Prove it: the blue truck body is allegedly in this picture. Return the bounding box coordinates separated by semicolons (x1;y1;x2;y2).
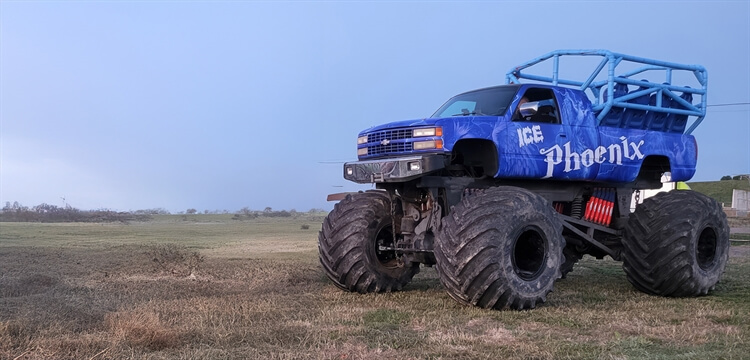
345;50;705;187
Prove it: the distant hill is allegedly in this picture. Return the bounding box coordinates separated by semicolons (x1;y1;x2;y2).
687;179;750;207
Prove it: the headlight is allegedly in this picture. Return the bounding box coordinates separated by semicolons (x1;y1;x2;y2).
413;140;443;150
413;127;442;137
357;147;368;156
357;135;368;144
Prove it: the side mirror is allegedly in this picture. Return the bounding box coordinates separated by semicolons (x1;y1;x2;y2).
519;102;539;117
519;99;555;118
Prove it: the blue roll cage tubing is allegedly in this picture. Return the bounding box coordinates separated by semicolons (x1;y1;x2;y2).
505;49;707;135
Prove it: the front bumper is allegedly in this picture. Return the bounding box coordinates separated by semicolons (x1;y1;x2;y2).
343;154;448;184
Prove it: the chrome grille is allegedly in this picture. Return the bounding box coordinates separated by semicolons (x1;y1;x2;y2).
367;129;413;143
368;142;414;156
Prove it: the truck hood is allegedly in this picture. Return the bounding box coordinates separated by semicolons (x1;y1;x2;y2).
359;118;442;135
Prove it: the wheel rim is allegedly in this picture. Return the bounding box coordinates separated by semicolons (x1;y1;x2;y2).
696;227;718;270
511;226;548;280
373;222;399;268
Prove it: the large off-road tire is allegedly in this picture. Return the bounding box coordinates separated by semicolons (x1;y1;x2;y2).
319;191;419;293
435;187;564;310
560;245;583;279
622;190;729;297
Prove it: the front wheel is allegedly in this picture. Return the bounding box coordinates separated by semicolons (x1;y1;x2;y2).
435;187;564;310
318;191;419;293
622;190;729;297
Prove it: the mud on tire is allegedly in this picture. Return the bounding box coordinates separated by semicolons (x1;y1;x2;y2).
435;186;564;310
319;191;419;293
622;190;729;297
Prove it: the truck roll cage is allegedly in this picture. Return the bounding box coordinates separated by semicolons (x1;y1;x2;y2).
505;49;707;135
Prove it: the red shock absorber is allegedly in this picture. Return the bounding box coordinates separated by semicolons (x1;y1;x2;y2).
595;189;607;224
584;188;599;222
595;189;606;224
606;188;616;226
553;202;564;214
595;188;615;225
584;188;616;226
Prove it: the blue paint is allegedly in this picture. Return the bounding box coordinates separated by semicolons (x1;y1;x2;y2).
353;50;702;184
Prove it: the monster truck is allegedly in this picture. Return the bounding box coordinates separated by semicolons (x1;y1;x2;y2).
318;50;729;310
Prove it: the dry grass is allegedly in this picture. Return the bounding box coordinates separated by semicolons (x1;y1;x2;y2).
1;215;749;359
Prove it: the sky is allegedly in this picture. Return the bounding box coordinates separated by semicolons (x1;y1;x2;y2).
1;1;749;213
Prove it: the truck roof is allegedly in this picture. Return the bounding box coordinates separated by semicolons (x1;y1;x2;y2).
505;49;707;134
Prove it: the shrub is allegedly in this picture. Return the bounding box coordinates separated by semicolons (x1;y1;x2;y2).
0;202;151;223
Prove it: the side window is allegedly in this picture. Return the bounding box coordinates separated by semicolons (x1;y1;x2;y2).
513;88;561;124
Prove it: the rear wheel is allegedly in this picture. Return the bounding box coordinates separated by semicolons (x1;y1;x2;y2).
560;245;584;278
319;191;419;293
435;187;564;310
622;190;729;296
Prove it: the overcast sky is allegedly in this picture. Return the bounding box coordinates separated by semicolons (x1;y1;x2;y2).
1;1;749;213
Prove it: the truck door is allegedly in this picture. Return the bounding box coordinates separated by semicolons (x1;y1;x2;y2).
503;87;600;180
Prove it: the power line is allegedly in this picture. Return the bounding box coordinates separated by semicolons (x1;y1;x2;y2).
706;109;749;113
707;102;750;107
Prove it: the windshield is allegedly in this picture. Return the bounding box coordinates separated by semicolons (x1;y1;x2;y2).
430;86;519;118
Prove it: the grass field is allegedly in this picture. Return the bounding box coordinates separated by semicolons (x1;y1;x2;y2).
688;179;750;206
1;215;749;359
